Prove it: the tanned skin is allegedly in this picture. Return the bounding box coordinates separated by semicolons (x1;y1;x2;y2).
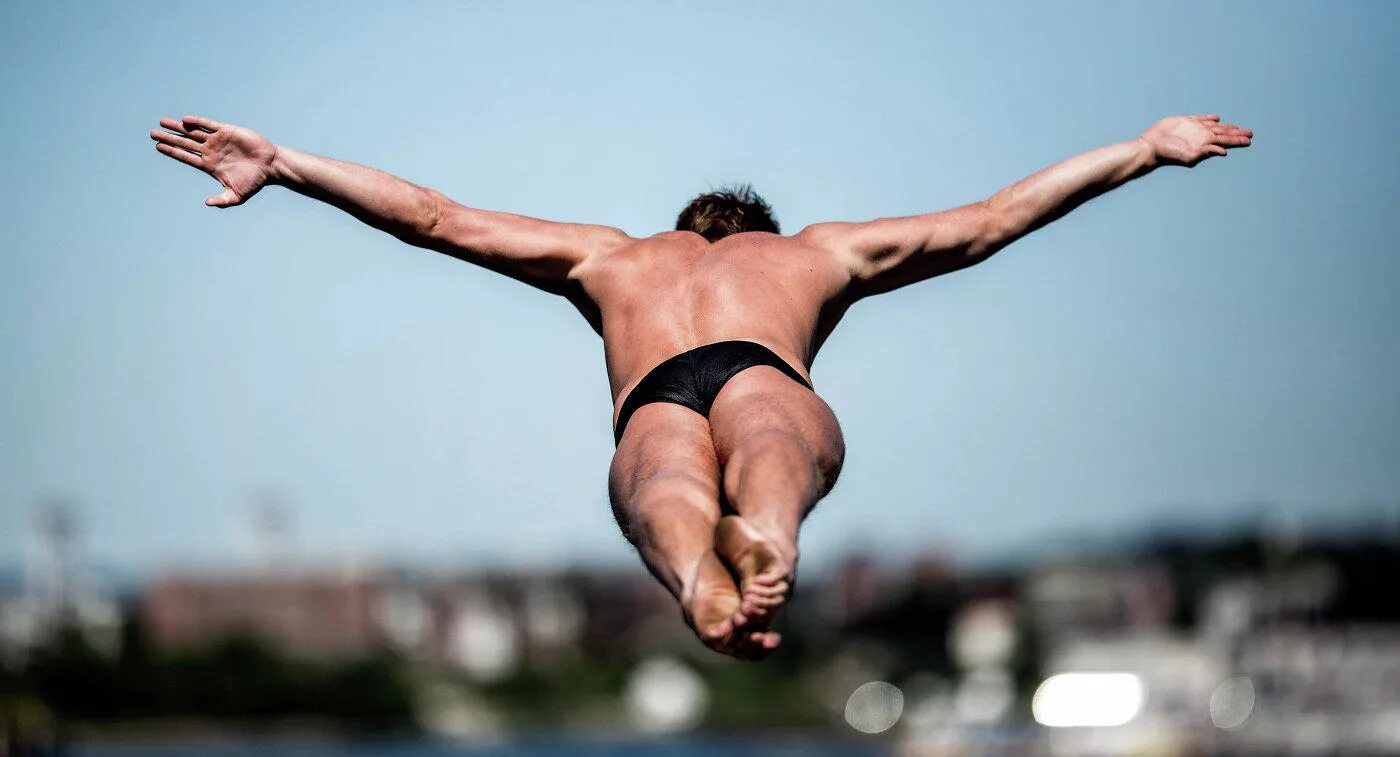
152;113;1252;660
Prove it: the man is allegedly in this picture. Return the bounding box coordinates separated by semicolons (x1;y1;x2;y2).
151;112;1252;660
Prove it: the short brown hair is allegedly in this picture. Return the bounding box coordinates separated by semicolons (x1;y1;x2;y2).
675;185;779;242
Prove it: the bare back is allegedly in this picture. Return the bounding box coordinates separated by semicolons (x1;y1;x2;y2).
570;230;853;424
152;114;1250;417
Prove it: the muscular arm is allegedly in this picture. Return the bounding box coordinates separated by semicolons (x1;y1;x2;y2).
151;115;629;294
805;114;1253;297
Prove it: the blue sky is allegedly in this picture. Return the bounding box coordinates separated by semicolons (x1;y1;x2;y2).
2;2;1397;575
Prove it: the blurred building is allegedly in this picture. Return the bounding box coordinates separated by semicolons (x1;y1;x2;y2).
142;571;387;659
819;554;885;625
1026;557;1175;640
8;506;1397;753
139;567;625;674
1230;625;1400;753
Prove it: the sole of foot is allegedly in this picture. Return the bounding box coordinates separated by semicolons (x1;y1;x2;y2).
714;515;795;625
683;549;780;660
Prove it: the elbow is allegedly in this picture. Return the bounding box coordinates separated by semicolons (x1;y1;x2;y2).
970;201;1016;257
419;189;449;240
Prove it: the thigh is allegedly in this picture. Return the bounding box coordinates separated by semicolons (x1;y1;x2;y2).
708;366;846;492
608;402;724;518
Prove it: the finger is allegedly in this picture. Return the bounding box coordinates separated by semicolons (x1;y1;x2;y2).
1210;128;1252;146
1211;122;1249;133
155;141;203;168
159;117;191;134
150;129;203;154
1194;113;1221;121
157;118;205;143
182;115;223;133
1212;128;1251;142
1205;145;1228;157
205;188;242;208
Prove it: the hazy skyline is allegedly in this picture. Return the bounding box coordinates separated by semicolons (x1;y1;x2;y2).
3;2;1397;574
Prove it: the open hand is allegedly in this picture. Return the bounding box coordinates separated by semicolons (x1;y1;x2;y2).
1140;114;1253;168
150;116;277;207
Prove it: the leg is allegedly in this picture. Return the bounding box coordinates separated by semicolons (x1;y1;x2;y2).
708;366;846;621
608;402;780;659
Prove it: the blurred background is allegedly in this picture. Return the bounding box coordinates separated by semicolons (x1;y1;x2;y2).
3;1;1398;755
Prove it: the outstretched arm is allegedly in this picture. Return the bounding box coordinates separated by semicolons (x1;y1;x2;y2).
804;114;1253;297
150;115;630;294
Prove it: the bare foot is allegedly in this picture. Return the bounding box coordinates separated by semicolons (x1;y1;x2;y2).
714;515;796;626
681;549;781;660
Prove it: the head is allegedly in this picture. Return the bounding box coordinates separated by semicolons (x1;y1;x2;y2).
674;184;780;242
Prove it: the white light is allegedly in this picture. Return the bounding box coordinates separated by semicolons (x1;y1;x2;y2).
1210;677;1255;730
845;681;905;734
1032;672;1144;728
626;657;708;733
950;601;1017;671
449;598;518;682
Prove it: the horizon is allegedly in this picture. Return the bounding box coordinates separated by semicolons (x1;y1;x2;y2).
4;496;1394;589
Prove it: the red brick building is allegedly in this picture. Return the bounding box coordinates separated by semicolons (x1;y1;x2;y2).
143;573;386;659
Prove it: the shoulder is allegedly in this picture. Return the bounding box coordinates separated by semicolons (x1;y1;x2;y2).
569;227;655;278
572;223;636;251
793;222;873;275
558;223;637;271
794;221;858;244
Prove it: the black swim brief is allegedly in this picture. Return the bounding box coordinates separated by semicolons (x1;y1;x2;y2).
613;340;813;444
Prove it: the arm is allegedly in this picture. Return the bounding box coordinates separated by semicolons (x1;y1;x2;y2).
150;115;629;294
804;114;1253;297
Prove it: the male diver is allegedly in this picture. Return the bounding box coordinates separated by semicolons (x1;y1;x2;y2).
152;112;1252;660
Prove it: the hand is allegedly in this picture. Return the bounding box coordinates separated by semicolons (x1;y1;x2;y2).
150;116;278;207
1139;114;1253;168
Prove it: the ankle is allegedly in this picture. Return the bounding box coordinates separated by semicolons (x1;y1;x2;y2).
742;516;799;559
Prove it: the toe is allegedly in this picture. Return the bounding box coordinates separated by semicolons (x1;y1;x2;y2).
748;593;785;608
731;631;779;661
747;581;789;598
743;631;782;654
